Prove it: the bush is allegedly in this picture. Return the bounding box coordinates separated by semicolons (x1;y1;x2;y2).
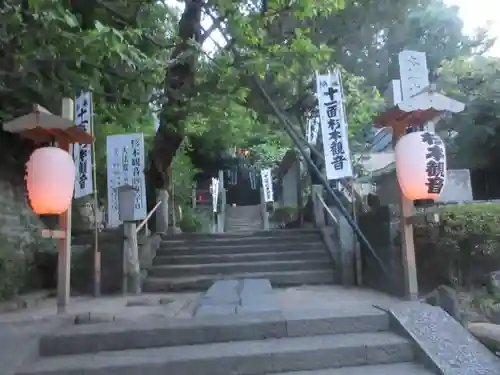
270;206;299;227
414;203;500;289
0;240;29;300
179;206;203;233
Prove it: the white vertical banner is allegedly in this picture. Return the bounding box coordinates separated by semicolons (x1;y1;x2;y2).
260;168;274;202
398;50;429;101
73;92;94;198
316;70;353;180
306;116;319;146
211;177;219;213
106;133;147;227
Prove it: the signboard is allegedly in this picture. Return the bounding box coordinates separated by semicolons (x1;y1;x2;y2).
73;92;94;198
211;177;219;213
261;168;273;202
306;116;319;146
398;50;429;101
106;133;147;227
316;70;353;180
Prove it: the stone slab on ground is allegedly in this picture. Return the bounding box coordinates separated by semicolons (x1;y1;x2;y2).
240;279;273;298
0;318;67;375
270;362;435;375
0;293;200;325
195;279;280;317
468;322;500;353
195;305;237;316
202;280;240;304
390;301;500;375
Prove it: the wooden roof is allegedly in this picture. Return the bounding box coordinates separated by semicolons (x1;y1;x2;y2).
2;104;92;144
373;91;465;132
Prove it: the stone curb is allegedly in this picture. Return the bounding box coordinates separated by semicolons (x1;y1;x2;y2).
0;291;53;314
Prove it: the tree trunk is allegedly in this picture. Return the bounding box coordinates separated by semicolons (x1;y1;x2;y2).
147;0;203;190
146;0;203;229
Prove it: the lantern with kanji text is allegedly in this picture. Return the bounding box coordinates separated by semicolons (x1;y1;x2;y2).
395;131;446;201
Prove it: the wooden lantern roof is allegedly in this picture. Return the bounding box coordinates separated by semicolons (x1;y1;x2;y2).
2;104;92;145
373;90;465;135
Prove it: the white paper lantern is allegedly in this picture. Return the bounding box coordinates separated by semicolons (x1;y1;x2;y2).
395;131;446;201
25;147;76;214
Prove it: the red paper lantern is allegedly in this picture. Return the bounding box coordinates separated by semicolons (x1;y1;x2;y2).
395;131;447;201
25;147;76;214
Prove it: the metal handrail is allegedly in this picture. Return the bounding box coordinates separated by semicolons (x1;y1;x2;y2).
136;200;162;233
316;192;338;226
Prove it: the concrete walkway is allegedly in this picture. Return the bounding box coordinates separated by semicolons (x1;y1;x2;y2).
0;292;200;324
0;285;400;375
0;286;400;324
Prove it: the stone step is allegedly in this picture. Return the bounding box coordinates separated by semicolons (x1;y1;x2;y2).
20;332;413;375
160;233;322;247
143;269;337;292
157;241;326;256
149;260;331;278
40;308;389;356
153;250;330;266
160;229;320;241
269;362;435;375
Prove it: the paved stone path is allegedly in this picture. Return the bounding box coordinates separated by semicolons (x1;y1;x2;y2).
195;279;280;316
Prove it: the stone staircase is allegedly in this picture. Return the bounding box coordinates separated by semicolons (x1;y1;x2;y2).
143;229;337;292
17;305;436;375
225;204;263;232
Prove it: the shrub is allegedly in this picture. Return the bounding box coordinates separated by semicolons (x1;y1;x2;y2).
270;206;299;227
414;203;500;289
0;240;29;300
179;206;203;233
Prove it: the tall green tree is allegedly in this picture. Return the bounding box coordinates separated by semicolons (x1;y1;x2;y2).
436;56;500;170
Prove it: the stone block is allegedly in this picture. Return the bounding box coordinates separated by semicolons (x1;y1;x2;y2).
240;278;272;298
236;304;281;314
203;280;241;304
40;312;288;356
468;322;500;353
284;308;389;337
240;293;278;306
390;302;500;375
74;312;115;325
490;304;500;324
195;304;236;317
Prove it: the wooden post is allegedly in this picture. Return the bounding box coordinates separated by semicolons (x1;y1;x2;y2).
260;188;270;230
393;127;419;301
156;189;169;233
192;185;196;209
123;222;140;294
57;98;74;313
89;94;101;298
312;185;325;227
217;170;225;233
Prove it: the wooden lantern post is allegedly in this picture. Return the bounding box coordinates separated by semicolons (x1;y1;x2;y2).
373;51;464;300
3;99;93;313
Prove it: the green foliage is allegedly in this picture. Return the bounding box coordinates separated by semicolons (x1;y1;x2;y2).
178;206;204;233
270;206;299;226
0;241;27;300
170;142;199;203
437;56;500;170
414;204;500;288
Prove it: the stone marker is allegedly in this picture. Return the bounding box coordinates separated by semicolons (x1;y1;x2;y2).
390;302;500;375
